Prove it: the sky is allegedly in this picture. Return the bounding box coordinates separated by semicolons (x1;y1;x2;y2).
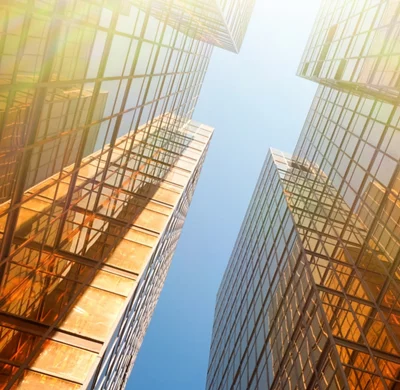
128;1;321;389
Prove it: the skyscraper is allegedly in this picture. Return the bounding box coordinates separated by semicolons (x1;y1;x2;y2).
132;0;255;52
207;146;400;390
0;0;254;389
0;114;213;390
207;1;400;389
298;0;400;100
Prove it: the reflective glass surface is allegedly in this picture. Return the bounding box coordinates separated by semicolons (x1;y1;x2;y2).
299;0;400;100
0;0;222;388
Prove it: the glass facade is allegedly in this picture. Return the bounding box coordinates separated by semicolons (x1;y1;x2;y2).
132;0;256;53
0;108;213;389
0;0;214;211
298;0;400;100
207;143;400;390
294;85;400;389
207;1;400;389
0;0;255;388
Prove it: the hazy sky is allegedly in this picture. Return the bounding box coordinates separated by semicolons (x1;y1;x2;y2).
128;1;321;389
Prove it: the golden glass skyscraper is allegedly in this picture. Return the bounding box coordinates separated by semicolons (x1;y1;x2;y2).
0;0;254;389
207;1;400;389
298;0;400;100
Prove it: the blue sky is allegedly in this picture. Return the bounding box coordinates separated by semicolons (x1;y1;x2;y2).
128;1;320;388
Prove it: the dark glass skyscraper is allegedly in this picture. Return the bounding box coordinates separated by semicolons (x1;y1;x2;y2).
207;1;400;389
0;0;254;389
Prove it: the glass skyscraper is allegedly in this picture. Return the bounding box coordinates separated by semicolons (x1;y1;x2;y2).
207;1;400;389
298;0;400;100
0;0;253;389
132;0;256;52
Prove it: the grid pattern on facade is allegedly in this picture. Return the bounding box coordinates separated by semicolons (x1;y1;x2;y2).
207;1;400;389
0;0;220;388
131;0;256;53
206;151;347;390
298;0;400;101
292;84;400;388
282;152;400;389
295;84;400;211
0;0;213;207
87;121;213;390
0;112;213;389
207;143;400;389
207;151;309;390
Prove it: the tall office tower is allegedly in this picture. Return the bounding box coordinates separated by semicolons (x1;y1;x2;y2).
132;0;256;52
207;1;400;389
0;0;254;389
0;112;213;389
298;0;400;100
207;141;400;390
